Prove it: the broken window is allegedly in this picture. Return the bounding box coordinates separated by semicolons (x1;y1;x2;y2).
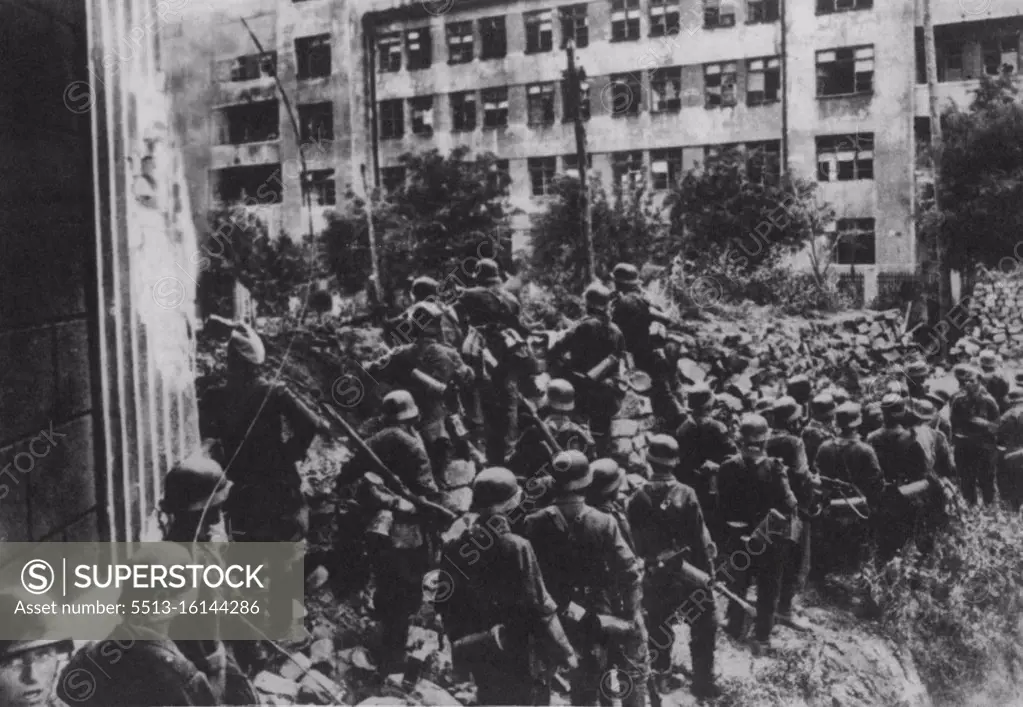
451;91;477;131
480;16;507;59
816;0;871;14
489;159;511;193
378;31;402;73
406;27;432;70
219;101;279;144
650;0;680;38
816;45;873;96
612;151;644;190
816;133;874;181
982;34;1019;76
704;0;735;28
834;218;875;265
483;87;509;128
746;140;781;182
611;73;642;116
410;96;434;136
228;52;276;82
562;153;593;179
561;78;590;121
447;21;474;64
213;164;282;205
747;0;778;23
560;5;589;48
382;166;406;193
650;148;682;190
704;143;740;163
704;62;737;107
525;10;554;53
303;169;336;206
528;157;557;196
379;99;404;139
611;0;641;42
527;83;556;126
650;67;683;113
938;40;965;81
746;57;780;105
298;102;333;143
296;34;331;79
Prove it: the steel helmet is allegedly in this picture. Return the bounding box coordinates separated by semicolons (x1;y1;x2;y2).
584;283;613;309
687;383;715;413
646;434;680;468
612;263;639;286
160;456;232;514
810;393;836;420
475;259;502;285
411;276;440;302
382;390;420;422
546;378;576;412
588;458;625;498
785;375;812;405
471;467;522;514
739;414;770;442
551;450;592;491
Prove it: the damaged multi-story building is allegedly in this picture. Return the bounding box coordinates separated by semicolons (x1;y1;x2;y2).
165;0;1023;302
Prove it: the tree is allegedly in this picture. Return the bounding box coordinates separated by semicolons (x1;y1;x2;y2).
529;175;667;291
320;147;514;304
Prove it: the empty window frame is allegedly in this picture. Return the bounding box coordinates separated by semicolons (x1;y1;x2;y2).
612;151;644;190
379;99;404;139
560;5;589;48
816;45;874;96
611;73;642;116
527;83;556;126
704;61;737;107
816;0;871;14
747;0;778;23
489;159;511;193
229;52;276;81
480;16;507;59
406;27;432;70
295;34;331;79
650;148;682;190
982;34;1019;76
483;87;509;128
746;140;781;182
219;101;279;144
561;79;591;121
650;67;683;113
298;102;333;143
447;21;474;64
746;57;780;105
378;31;402;73
451;91;477;131
650;0;680;37
562;153;593;179
938;40;965;81
525;10;554;53
528;157;557;195
704;0;735;28
834;218;876;265
816;133;874;181
410;96;434;136
611;0;641;42
303;169;336;206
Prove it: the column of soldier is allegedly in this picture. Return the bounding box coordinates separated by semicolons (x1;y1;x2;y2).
3;258;1021;707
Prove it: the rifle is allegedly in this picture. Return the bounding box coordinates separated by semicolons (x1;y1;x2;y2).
817;477;870;520
646;547;757;618
518;393;564;458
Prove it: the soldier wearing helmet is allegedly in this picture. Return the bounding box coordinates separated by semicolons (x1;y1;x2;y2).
997;388;1023;512
454;258;537;465
391;276;463;349
0;590;73;707
547;283;627;454
335;390;442;673
610;262;685;430
674;383;737;536
521;450;642;705
716;414;798;654
199;319;328;545
949;364;1000;506
440;468;577;705
628;436;719;699
802;393;836;473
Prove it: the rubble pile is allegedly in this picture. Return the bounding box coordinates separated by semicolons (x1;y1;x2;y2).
964;271;1023;359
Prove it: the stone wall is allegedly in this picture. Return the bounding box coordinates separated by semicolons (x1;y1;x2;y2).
965;269;1023;360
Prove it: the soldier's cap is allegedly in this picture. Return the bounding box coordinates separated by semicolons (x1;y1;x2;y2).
772;396;804;424
545;378;576;412
687;383;715;411
930;388;953;404
1007;388;1023;405
161;455;231;514
924;392;947;410
880;392;906;415
471;467;522;515
810;393;837;418
589;458;625;498
906;360;930;379
738;414;770;442
753;397;776;414
646;434;680;468
612;263;639;285
906;398;937;424
0;589;73;659
834;402;862;429
551;450;593;491
954;363;981;381
228;322;266;365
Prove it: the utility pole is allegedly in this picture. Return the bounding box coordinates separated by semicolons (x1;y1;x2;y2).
779;0;788;176
359;164;382;310
564;39;595;284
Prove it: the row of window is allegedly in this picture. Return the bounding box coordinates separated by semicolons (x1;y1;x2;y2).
375;0;870;72
915;32;1021;82
226;34;331;82
216;101;334;145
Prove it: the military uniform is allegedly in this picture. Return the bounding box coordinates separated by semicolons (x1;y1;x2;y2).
950;377;1001;505
996;392;1023;511
509;412;596;478
674;392;736;538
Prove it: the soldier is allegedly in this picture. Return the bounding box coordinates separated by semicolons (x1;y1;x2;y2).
335;390;443;673
199;322;327;545
455;258;535;464
412;276;463;347
367;304;477;480
717;415;799;654
521;450;643;706
996;388;1023;512
0;591;74;707
766;397;816;632
157;457;257;705
802;393;836;473
440;467;577;706
547;283;626;455
785;375;813;411
978;350;1010;411
861;401;884;437
610;263;685;430
627;437;720;699
59;543;218;707
950;364;1001;506
905;360;930;401
674;383;737;537
906;399;957;482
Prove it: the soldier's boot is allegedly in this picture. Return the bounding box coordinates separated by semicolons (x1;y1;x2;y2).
592;432;610;458
689;650;721;700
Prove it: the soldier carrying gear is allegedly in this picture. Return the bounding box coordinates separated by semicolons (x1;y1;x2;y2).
2;590;74;707
861;401;884;437
547;283;627;455
766;397;816;632
407;276;464;348
717;414;799;654
610;262;686;431
674;383;736;539
199;321;328;546
335;390;442;674
440;468;577;706
627;436;720;699
997;388;1023;512
905;360;931;401
521;450;643;706
906;399;956;482
950;364;1000;506
803;393;836;473
455;258;536;465
367;304;477;483
785;375;813;410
